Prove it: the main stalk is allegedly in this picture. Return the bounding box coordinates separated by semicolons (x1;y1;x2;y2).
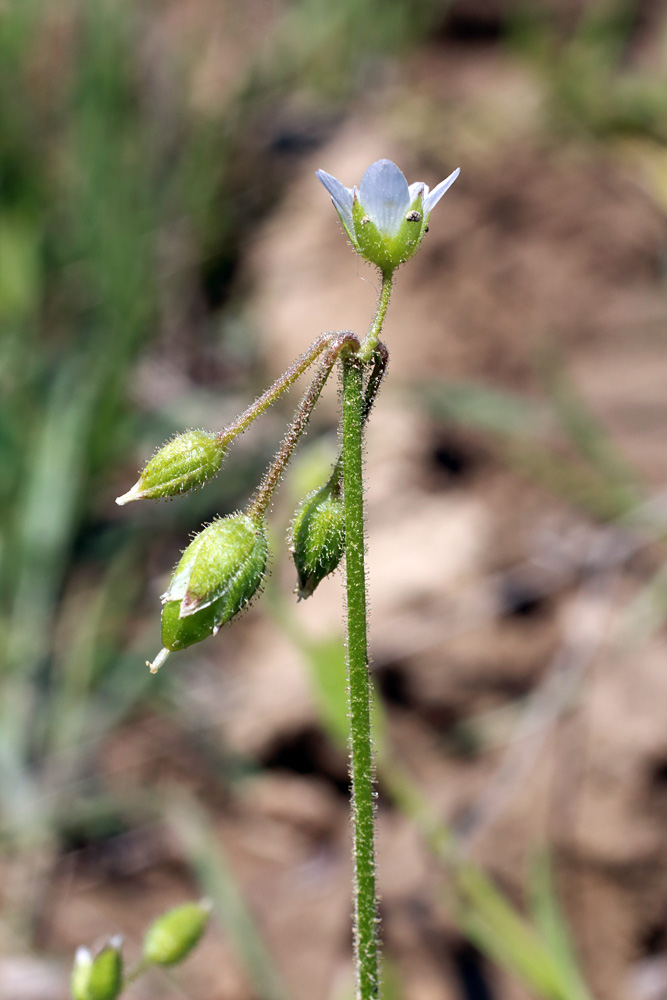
342;354;379;1000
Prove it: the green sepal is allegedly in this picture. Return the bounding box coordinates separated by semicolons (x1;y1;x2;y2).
352;198;391;270
393;190;428;262
117;430;225;504
291;481;345;599
351;191;426;271
143;901;212;967
71;940;123;1000
161;599;222;651
161;514;268;651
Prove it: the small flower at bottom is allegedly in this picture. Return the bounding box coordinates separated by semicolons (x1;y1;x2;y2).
142;900;212;967
316;158;459;272
150;513;268;669
116;429;225;505
71;938;123;1000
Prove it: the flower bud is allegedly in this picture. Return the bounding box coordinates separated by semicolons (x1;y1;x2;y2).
142;900;212;967
317;160;459;273
71;939;123;1000
116;430;225;505
160;513;268;652
290;482;345;599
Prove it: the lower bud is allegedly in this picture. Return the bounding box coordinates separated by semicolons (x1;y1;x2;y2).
143;900;212;967
160;513;268;652
116;430;225;504
71;939;123;1000
290;481;345;599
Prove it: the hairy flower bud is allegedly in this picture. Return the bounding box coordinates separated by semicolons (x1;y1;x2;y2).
291;482;345;599
116;430;225;505
142;900;212;967
71;939;123;1000
160;513;268;654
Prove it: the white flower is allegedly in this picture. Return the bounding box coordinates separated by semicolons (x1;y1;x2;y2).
316;158;459;270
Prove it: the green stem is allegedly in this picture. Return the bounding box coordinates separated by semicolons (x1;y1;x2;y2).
329;341;388;495
359;270;392;362
342;354;379;1000
218;332;335;445
123;957;150;987
248;332;359;519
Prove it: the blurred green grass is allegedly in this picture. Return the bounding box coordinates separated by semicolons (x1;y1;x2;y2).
510;1;667;145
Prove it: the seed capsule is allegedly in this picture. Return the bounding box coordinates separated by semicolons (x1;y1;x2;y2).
160;513;268;654
143;900;212;967
116;430;225;504
71;939;123;1000
291;482;345;599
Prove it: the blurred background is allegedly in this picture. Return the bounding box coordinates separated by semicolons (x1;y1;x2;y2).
2;0;667;998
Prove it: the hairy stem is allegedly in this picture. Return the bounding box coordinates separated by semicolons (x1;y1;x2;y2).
329;341;388;495
361;341;389;424
342;354;379;1000
219;332;337;445
359;270;392;363
247;332;359;519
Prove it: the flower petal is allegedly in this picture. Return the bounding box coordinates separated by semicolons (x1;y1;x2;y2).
408;181;426;204
423;168;460;216
359;159;411;237
316;169;355;234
